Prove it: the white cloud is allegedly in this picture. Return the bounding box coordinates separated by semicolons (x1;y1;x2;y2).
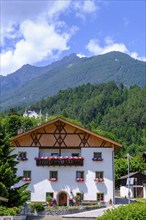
104;36;114;45
73;0;98;19
76;53;86;58
86;37;146;61
1;20;73;75
130;52;146;62
47;1;71;19
1;0;98;76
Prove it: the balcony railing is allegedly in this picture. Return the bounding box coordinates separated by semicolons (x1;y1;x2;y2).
35;156;84;166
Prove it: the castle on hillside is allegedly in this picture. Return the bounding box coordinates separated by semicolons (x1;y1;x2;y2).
23;110;43;119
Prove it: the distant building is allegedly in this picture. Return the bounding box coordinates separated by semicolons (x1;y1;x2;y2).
23;110;43;119
119;172;146;199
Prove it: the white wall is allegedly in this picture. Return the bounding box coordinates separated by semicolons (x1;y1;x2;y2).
120;186;133;198
14;147;114;203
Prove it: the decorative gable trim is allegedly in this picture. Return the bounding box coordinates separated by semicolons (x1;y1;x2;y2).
11;117;122;149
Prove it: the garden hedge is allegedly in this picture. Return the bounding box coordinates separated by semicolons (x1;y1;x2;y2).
98;201;146;220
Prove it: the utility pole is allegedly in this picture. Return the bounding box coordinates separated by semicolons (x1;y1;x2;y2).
127;154;130;204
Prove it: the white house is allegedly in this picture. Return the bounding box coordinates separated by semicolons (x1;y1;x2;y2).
11;117;122;205
23;110;43;119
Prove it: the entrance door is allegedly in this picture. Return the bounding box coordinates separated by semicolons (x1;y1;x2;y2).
134;187;143;198
59;192;67;206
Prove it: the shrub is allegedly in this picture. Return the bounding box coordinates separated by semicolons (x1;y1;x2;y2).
98;201;146;220
0;206;19;216
46;196;52;203
30;203;44;212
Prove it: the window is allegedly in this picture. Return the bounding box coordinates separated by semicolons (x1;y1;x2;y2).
92;152;103;161
95;172;104;182
95;171;103;179
23;170;31;178
97;193;104;201
23;170;31;181
94;152;102;159
51;153;59;156
76;171;84;178
49;171;58;181
17;152;27;160
76;171;84;182
46;192;54;199
72;153;79;157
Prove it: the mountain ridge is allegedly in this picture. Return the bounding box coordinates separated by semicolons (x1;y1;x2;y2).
1;51;145;110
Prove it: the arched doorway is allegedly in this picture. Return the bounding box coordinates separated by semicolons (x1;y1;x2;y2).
58;192;67;206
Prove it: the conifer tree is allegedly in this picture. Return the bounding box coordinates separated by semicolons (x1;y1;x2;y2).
0;125;29;207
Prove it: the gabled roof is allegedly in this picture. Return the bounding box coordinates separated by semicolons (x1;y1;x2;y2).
11;117;122;149
119;172;145;179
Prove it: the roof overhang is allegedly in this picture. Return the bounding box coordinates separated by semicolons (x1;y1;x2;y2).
11;117;122;149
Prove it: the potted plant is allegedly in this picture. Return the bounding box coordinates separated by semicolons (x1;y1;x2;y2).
109;198;112;205
73;195;81;206
46;196;52;206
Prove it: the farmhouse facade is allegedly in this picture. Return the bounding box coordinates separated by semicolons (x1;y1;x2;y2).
11;118;122;205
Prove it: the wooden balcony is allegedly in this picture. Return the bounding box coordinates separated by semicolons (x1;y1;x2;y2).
35;156;84;166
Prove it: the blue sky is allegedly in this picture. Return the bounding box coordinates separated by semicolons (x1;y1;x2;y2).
1;0;145;76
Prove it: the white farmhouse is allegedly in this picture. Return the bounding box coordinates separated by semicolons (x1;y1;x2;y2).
11;117;122;205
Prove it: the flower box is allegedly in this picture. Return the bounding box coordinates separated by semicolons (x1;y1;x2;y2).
76;178;84;182
35;156;84;161
17;157;28;161
22;178;31;181
99;200;105;205
94;178;104;182
48;178;57;182
92;158;103;161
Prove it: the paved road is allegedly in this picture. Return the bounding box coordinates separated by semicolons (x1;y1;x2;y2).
25;198;134;220
62;205;120;219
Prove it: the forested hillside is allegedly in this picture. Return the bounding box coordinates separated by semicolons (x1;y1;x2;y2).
1;81;146;188
27;81;146;156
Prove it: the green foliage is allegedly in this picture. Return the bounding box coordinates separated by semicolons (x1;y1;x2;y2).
115;155;146;188
0;125;30;208
28;82;146;156
4;115;35;137
46;196;52;203
0;206;19;216
30;203;45;212
98;201;146;220
73;195;81;202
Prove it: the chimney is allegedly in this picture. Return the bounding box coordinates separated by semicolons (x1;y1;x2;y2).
17;128;23;134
